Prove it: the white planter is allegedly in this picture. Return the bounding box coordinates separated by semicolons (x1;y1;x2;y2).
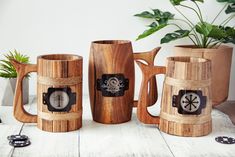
1;78;29;106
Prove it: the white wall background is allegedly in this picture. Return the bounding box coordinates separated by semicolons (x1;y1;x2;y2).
0;0;234;101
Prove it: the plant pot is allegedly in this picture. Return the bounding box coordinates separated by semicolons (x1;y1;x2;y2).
1;78;29;106
174;45;233;106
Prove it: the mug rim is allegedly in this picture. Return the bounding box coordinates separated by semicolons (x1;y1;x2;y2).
92;40;131;45
38;54;82;61
167;56;210;63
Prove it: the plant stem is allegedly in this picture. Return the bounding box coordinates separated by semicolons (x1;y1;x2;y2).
205;38;213;47
202;36;209;48
180;4;203;22
169;23;183;30
189;34;201;46
173;5;195;27
173;5;202;47
188;35;198;45
223;15;235;26
211;3;228;24
220;14;235;26
193;2;205;45
193;2;204;21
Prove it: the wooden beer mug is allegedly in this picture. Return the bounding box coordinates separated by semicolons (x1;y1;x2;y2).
11;54;83;132
89;40;160;124
137;56;212;137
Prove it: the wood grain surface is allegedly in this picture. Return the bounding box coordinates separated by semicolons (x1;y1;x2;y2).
0;96;235;157
89;40;159;124
11;54;83;132
174;45;233;106
89;40;135;124
37;54;83;132
137;57;213;137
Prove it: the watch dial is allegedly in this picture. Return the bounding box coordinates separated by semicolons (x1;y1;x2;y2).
49;91;70;110
180;92;201;113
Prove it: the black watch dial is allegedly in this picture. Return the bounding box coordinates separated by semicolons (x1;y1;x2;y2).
172;90;207;115
97;74;129;97
43;87;76;112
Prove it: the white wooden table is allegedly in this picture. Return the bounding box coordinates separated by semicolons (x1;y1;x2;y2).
0;96;235;157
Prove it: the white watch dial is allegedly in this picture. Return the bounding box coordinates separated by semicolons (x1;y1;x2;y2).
49;91;70;110
180;92;200;113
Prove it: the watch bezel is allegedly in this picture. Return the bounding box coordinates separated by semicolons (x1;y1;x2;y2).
43;87;76;112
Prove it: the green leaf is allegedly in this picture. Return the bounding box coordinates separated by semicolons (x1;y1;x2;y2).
152;9;174;24
160;30;190;44
135;9;174;25
170;0;204;5
0;50;30;78
148;22;158;28
196;22;232;41
217;0;235;3
196;22;213;37
134;11;154;18
136;24;167;40
221;26;235;44
225;3;235;14
208;26;227;39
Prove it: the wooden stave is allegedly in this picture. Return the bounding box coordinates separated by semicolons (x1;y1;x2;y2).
89;41;135;124
37;54;83;132
159;57;212;137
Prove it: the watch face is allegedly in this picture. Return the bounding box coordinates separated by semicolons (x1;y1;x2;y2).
180;92;201;113
43;87;76;112
97;74;129;97
172;90;207;115
49;91;70;110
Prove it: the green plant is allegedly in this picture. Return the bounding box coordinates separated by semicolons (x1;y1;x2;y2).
135;0;235;48
0;50;30;78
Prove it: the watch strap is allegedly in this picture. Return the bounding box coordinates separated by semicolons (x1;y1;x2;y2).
38;76;82;86
38;110;82;121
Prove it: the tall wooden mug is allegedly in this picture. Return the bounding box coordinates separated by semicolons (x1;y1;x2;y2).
136;57;212;137
11;54;83;132
89;40;160;124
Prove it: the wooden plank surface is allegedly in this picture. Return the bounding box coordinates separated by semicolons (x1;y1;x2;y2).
0;96;79;157
160;110;235;157
80;98;174;157
0;97;34;157
1;96;235;157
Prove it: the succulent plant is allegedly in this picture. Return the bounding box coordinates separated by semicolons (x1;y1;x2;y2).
0;50;30;78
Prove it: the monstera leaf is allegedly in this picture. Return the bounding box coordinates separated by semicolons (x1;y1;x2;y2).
217;0;235;13
196;22;213;37
161;30;190;44
135;9;174;40
135;9;174;25
152;9;174;24
225;3;235;14
136;24;167;40
221;26;235;44
134;11;154;19
170;0;204;5
217;0;235;3
196;22;228;39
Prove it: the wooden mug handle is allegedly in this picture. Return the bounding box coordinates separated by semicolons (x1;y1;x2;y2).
136;61;166;124
11;59;38;123
133;47;161;107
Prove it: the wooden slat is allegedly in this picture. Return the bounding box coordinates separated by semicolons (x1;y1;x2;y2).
1;96;235;157
0;97;35;157
80;97;174;157
12;97;79;157
160;109;235;157
12;125;79;157
0;125;22;157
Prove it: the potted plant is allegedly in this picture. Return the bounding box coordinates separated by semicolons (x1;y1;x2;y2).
0;50;30;106
135;0;235;106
